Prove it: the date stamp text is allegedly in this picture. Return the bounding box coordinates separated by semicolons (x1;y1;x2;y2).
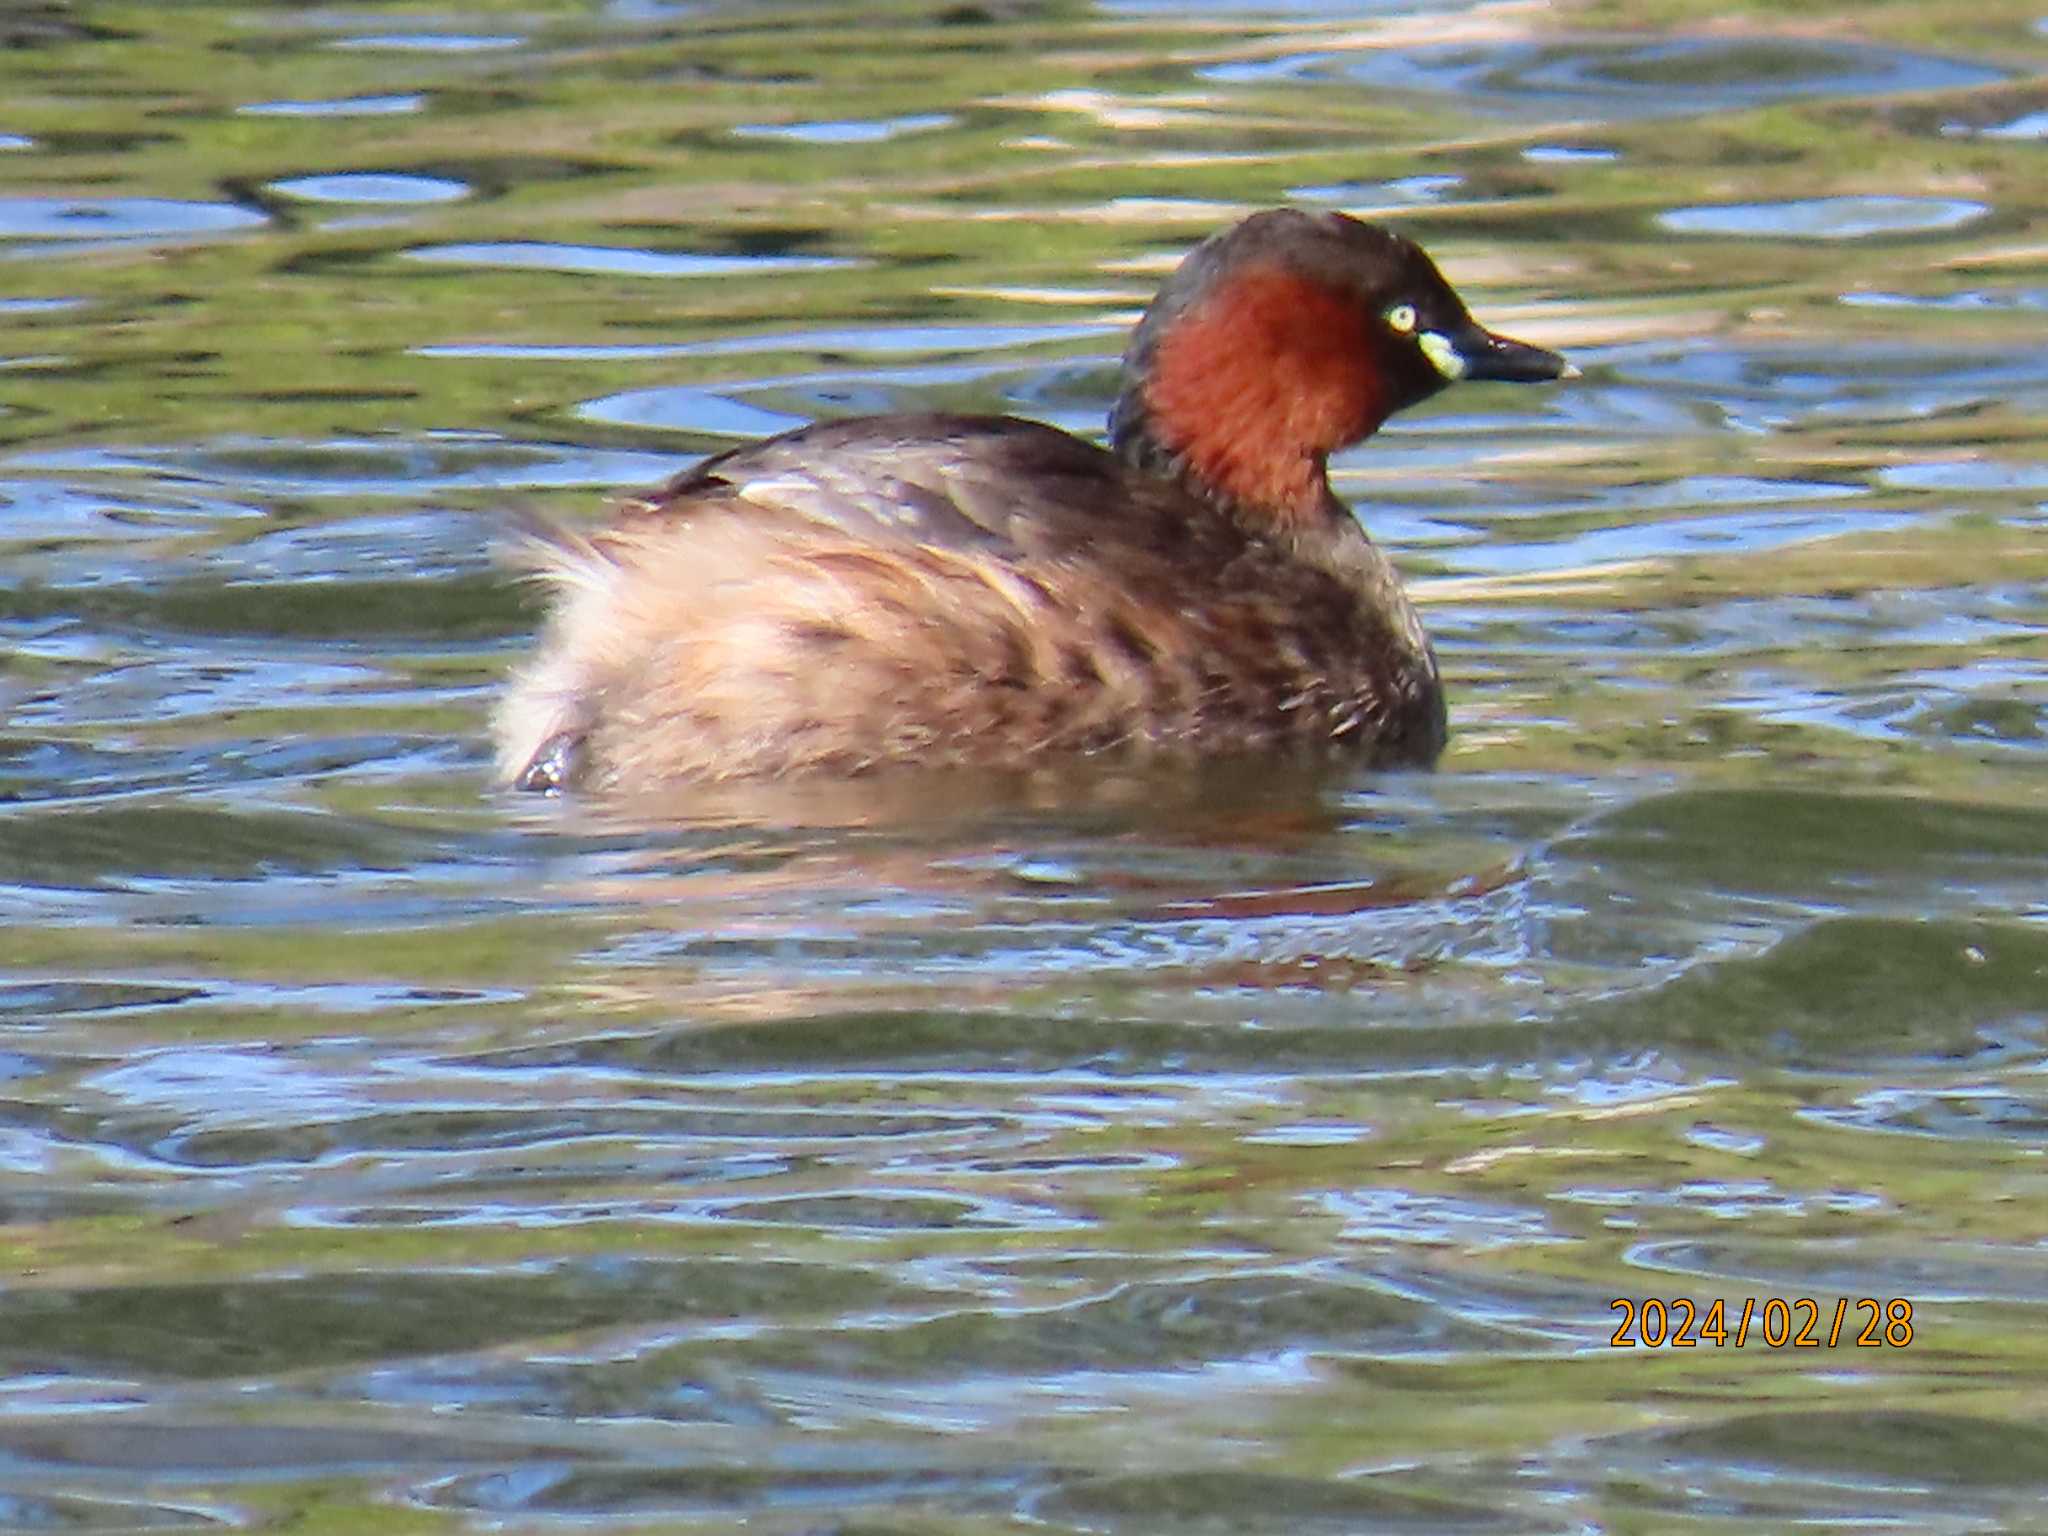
1609;1297;1915;1348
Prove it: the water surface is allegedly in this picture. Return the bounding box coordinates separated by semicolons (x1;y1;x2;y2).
2;0;2046;1531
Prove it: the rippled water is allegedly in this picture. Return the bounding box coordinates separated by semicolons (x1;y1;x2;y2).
3;1;2046;1530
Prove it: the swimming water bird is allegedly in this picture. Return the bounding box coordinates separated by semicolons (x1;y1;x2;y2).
496;208;1572;793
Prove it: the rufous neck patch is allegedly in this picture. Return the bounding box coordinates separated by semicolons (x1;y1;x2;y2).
1144;263;1390;529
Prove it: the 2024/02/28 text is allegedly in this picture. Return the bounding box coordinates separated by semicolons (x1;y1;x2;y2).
1610;1297;1915;1348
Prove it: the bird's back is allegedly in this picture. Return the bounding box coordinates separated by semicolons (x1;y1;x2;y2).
495;413;1443;790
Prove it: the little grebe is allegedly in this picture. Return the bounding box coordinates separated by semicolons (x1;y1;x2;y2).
497;208;1571;792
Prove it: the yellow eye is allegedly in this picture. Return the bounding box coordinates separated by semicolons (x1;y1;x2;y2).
1385;303;1418;334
